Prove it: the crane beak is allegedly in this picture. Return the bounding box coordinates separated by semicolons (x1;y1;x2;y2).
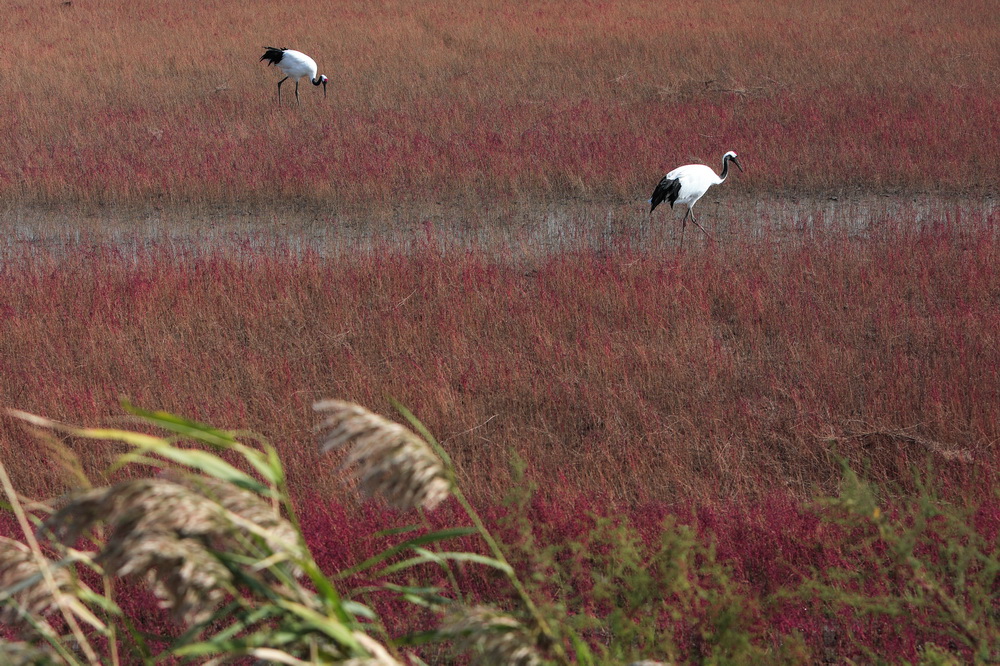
322;80;327;98
734;156;744;172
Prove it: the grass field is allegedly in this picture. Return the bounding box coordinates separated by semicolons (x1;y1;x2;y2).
2;212;997;505
3;0;998;207
2;0;999;661
1;215;998;660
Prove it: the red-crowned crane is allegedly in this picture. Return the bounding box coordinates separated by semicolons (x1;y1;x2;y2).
259;47;327;105
649;151;744;245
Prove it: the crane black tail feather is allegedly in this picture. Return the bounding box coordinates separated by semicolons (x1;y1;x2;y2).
649;177;681;213
260;47;287;66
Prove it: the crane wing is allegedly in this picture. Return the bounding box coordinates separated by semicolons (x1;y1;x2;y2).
649;176;681;213
260;46;287;66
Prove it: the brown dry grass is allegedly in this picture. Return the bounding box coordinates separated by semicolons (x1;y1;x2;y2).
3;0;998;207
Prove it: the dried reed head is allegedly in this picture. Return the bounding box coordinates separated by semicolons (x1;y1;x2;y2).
0;537;73;627
172;474;303;561
314;400;451;511
440;605;541;666
44;477;300;558
104;531;231;625
41;476;302;625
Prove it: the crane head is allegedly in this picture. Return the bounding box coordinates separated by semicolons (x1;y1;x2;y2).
724;151;744;173
312;75;329;98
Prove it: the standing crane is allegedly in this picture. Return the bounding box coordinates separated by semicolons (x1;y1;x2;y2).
649;151;744;245
259;47;327;105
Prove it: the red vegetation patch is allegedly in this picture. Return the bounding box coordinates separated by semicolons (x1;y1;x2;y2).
1;216;997;503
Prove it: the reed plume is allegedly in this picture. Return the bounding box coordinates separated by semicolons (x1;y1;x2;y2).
314;400;451;511
107;532;231;625
0;537;73;627
41;476;301;624
173;474;303;561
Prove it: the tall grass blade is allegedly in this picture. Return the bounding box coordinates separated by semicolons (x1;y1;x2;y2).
339;527;478;578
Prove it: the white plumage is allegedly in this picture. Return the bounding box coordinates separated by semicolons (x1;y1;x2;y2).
259;47;328;105
649;151;744;244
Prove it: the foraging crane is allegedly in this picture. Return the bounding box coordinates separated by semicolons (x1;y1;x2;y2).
259;47;327;105
649;151;744;245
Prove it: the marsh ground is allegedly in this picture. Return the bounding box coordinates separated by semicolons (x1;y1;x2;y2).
3;0;998;659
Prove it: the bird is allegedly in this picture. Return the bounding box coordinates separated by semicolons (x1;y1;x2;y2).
259;47;327;105
649;151;744;245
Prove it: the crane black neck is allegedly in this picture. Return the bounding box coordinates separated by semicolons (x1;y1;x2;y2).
719;156;732;182
312;77;323;86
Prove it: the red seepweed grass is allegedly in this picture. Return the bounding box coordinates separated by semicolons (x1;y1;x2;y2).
2;0;998;208
1;207;998;659
0;209;997;504
4;0;998;657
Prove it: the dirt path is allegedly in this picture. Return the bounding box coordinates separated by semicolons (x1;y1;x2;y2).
0;195;995;260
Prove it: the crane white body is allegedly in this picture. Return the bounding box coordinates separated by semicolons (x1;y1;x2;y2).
649;151;743;245
260;47;327;104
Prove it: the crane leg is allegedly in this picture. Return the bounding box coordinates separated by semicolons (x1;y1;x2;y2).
680;209;688;248
688;208;714;242
295;80;300;105
277;77;288;104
